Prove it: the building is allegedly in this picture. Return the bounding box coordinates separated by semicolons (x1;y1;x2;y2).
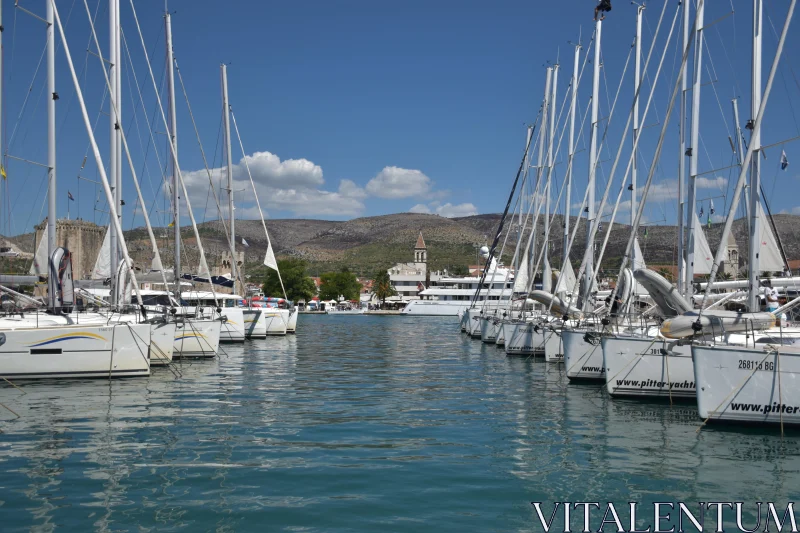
723;231;740;278
387;232;442;303
34;218;105;280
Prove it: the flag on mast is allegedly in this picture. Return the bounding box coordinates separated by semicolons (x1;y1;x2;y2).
781;150;789;170
709;199;715;215
68;191;75;201
699;205;704;218
242;237;249;247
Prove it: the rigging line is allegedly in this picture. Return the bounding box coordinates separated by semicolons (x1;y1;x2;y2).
711;16;743;100
5;41;47;154
642;9;664;125
202;107;225;226
702;45;731;135
173;58;241;276
574;0;679;305
120;28;170;227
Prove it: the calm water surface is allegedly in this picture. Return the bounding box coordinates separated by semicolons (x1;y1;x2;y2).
1;315;799;531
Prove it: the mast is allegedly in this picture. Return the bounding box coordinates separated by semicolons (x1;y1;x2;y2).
544;64;558;293
165;11;180;298
583;19;602;309
732;98;750;236
631;4;644;268
531;67;551;286
115;0;122;265
747;0;763;311
564;43;580;269
684;0;704;297
108;0;118;302
46;0;56;301
677;0;690;296
221;63;236;294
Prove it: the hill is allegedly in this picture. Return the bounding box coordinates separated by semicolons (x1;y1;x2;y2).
7;212;800;278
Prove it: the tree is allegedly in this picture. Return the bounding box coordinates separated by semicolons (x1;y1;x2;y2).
262;258;317;303
372;269;397;307
319;268;361;302
656;268;674;282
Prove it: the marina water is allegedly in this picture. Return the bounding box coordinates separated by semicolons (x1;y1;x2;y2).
1;315;799;531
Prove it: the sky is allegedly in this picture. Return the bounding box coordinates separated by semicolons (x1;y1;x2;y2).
2;0;800;237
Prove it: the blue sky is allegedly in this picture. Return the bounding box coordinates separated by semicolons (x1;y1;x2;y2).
2;0;800;237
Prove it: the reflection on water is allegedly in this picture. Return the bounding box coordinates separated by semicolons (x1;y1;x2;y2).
1;316;799;531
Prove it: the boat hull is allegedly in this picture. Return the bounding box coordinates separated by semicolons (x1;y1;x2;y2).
480;317;500;343
543;326;563;363
173;319;221;358
602;334;694;399
563;328;606;381
504;322;543;356
693;344;800;425
0;323;151;380
149;321;176;366
244;309;268;339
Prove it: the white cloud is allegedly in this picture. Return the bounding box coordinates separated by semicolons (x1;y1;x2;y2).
237;151;323;188
409;201;478;218
366;166;432;199
181;151;366;219
696;176;727;189
780;206;800;215
338;179;367;200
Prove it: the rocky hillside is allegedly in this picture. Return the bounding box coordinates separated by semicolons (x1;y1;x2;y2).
6;212;800;278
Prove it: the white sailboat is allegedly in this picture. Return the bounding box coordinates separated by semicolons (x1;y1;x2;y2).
687;0;800;426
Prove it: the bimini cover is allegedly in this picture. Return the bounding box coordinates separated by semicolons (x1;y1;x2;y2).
660;310;776;339
634;268;692;317
527;290;583;318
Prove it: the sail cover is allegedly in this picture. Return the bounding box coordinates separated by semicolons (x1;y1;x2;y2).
632;237;648;295
91;229;111;279
29;234;48;276
692;213;714;275
756;202;784;273
554;261;577;295
513;255;529;292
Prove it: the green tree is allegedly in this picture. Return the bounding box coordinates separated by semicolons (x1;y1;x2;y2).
262;258;317;303
372;269;396;307
656;268;674;282
319;268;361;302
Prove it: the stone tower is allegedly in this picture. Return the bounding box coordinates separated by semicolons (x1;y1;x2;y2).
34;219;105;280
723;231;740;278
414;231;427;268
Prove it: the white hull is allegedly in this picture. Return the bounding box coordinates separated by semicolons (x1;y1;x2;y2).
602;333;694;399
563;328;606;380
402;300;507;316
173;319;222;358
480;317;500;343
286;307;298;333
495;321;506;345
220;308;246;342
693;343;800;425
543;326;563;363
244;309;268;339
0;322;151;380
503;322;542;356
149;321;176;366
325;309;365;315
466;309;484;338
266;309;288;335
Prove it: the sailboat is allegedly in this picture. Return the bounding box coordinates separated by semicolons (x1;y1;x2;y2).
684;0;800;425
0;1;154;379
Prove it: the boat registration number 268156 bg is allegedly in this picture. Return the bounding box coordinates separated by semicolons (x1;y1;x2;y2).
738;359;775;371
